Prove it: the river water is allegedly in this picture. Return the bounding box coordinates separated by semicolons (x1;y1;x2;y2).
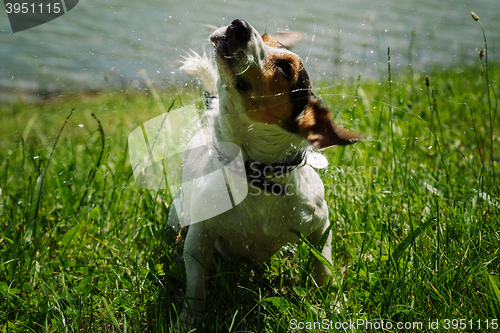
0;0;498;101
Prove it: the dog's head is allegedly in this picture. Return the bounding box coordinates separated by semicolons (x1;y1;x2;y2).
210;19;361;149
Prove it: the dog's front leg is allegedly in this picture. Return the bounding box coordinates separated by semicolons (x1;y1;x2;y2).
310;220;334;286
182;224;214;323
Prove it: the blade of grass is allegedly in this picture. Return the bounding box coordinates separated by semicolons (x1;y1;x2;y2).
388;217;435;264
102;296;121;332
297;232;343;286
78;112;105;213
46;108;75;171
486;272;500;317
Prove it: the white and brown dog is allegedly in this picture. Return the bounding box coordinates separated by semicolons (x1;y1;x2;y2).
172;19;360;324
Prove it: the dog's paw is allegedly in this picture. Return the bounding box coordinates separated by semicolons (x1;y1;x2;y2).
173;307;204;332
314;260;335;287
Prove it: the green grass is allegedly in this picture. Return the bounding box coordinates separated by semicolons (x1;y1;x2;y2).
1;59;499;332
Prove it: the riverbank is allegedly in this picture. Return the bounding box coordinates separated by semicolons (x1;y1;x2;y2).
2;0;499;101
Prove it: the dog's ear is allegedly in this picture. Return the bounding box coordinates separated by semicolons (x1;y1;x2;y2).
274;31;303;48
262;31;303;49
298;98;362;149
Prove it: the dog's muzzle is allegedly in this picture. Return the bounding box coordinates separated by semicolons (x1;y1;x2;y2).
210;19;252;56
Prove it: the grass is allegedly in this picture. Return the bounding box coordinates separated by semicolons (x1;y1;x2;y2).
1;59;499;331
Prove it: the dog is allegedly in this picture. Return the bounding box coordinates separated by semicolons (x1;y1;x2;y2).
171;19;361;326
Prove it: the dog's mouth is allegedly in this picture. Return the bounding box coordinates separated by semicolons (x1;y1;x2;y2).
210;19;254;62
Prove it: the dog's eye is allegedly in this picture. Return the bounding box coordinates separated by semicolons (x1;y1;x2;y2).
275;59;293;80
235;77;251;92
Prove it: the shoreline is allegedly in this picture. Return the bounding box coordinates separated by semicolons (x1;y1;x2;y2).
0;60;490;105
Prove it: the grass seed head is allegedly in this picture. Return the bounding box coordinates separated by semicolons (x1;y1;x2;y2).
471;12;479;21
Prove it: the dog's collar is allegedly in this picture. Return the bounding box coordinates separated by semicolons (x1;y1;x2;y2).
244;152;305;179
215;145;305;196
244;152;305;196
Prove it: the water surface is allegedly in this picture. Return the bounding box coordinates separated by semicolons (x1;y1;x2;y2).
0;0;498;101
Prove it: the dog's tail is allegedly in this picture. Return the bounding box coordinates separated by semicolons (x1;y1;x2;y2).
180;49;218;110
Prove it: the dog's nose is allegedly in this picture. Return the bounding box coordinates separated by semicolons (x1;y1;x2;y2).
226;19;252;43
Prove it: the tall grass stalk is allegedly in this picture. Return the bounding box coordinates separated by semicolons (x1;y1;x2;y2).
471;11;497;191
78;112;105;213
387;47;396;176
425;76;450;189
